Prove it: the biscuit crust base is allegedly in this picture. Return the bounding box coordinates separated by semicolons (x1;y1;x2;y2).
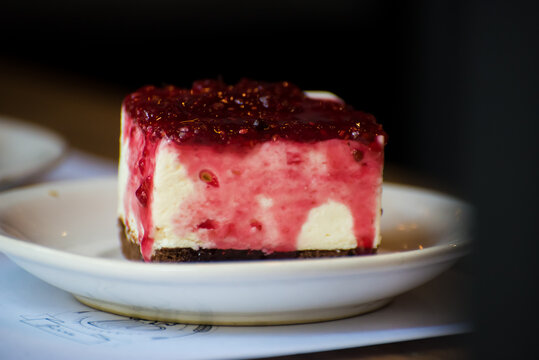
119;219;376;262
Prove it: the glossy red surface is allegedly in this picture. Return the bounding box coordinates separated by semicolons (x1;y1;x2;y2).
123;79;386;146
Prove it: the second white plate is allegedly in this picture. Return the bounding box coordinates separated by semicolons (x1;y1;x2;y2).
0;177;471;325
0;116;67;189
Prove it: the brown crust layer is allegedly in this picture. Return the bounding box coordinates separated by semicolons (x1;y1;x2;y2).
119;219;376;263
119;220;144;261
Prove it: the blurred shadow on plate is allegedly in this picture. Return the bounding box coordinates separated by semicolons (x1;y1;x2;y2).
379;225;435;253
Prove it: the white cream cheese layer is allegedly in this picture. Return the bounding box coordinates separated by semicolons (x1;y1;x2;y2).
120;138;381;251
151;141;202;250
296;201;357;250
117;110;141;243
146;142;373;251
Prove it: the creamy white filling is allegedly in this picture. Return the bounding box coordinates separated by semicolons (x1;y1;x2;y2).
117;110;127;220
296;201;357;250
373;184;382;248
303;91;344;103
151;141;201;250
120;138;382;251
148;143;372;251
117;110;140;242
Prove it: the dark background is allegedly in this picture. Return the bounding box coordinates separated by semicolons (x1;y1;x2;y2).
1;0;538;357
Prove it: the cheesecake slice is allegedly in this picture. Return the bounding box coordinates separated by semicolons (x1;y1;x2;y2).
118;79;386;262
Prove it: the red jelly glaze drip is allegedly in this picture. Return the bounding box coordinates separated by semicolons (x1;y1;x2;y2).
123;79;387;146
123;115;159;261
135;176;152;207
197;219;218;230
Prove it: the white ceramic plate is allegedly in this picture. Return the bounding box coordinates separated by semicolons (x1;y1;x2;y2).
0;117;67;189
0;177;471;325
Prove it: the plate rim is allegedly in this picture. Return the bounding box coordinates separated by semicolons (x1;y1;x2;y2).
0;176;472;281
0;116;68;188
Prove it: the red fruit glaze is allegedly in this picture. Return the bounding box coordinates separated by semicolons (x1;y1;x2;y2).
121;121;158;261
122;79;386;146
